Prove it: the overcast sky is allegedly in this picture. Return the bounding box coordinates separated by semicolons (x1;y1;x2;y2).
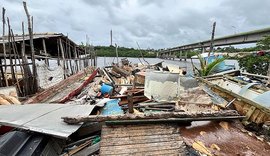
1;0;270;49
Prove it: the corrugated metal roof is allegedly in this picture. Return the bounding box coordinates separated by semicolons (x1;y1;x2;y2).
0;104;95;139
0;33;63;44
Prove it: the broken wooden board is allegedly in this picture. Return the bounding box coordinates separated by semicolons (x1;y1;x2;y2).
24;67;95;104
100;124;187;155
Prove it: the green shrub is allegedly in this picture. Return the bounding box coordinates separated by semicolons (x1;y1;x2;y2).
238;55;270;75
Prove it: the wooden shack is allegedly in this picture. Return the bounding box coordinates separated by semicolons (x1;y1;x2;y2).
0;33;96;97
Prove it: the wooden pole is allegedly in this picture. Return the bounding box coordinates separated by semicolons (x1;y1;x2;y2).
64;36;69;74
67;37;73;74
136;42;150;65
6;18;16;85
23;1;37;92
57;38;60;66
127;92;134;113
2;7;8;86
84;42;87;68
209;21;216;57
73;43;79;73
10;29;23;95
21;22;31;95
59;38;66;79
42;38;49;66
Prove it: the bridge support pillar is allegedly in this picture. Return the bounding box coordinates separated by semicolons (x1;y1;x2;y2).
202;47;206;53
179;51;182;61
173;52;176;60
184;51;187;61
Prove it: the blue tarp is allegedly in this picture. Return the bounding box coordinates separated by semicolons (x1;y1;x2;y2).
101;99;124;115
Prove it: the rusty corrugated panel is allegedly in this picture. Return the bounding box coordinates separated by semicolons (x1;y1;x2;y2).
100;124;186;155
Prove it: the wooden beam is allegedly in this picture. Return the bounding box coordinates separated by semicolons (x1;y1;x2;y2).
62;110;241;124
127;93;134;113
105;116;245;125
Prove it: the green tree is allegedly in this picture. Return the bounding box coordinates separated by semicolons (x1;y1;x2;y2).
238;35;270;75
238;55;270;75
256;35;270;50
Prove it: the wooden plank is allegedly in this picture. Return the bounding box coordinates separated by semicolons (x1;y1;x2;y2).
59;68;98;103
244;106;256;121
101;128;178;139
102;125;178;136
100;124;186;155
24;68;93;103
101;134;182;146
100;141;183;155
101;149;184;156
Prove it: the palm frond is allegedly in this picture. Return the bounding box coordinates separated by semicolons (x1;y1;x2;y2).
194;54;227;76
204;57;226;76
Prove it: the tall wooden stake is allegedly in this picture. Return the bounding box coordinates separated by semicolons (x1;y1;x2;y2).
2;7;8;86
6;18;16;85
23;1;37;92
21;22;31;95
57;39;60;66
10;29;23;95
209;21;216;56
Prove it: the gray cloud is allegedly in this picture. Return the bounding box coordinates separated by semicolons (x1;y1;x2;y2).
1;0;270;49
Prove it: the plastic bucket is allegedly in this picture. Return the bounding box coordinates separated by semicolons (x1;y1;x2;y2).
101;83;113;95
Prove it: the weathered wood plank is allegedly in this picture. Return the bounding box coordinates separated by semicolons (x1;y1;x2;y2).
100;141;183;155
101;134;182;146
62;110;240;124
100;124;186;155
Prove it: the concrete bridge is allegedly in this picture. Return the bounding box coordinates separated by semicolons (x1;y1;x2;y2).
159;27;270;60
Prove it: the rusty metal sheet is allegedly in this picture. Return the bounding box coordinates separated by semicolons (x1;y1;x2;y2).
0;104;95;139
100;124;186;155
180;121;270;155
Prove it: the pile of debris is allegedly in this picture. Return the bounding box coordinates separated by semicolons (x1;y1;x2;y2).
0;59;269;155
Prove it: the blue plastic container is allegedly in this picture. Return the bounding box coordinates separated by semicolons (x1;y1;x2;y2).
101;83;113;95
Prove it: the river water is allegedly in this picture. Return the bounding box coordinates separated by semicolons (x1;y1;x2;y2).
96;57;239;74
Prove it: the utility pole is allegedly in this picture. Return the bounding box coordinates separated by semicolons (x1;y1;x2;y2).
110;29;112;46
209;21;216;57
